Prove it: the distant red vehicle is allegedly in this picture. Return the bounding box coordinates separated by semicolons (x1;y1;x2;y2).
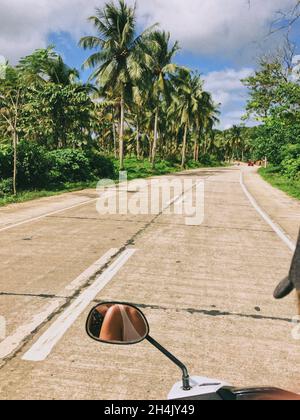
248;161;255;167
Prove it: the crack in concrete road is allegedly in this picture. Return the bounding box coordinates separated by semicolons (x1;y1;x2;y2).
92;301;293;324
47;215;274;234
0;292;67;299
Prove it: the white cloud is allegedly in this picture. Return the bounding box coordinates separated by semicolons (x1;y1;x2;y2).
0;0;104;62
0;0;296;63
203;68;254;129
136;0;296;58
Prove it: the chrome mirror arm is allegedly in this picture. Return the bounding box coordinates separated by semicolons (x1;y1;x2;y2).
146;335;191;391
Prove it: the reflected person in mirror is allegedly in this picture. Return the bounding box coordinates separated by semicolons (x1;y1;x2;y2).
100;304;146;343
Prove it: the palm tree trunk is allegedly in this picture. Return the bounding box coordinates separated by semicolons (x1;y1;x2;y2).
136;120;140;160
119;93;125;170
193;138;198;161
151;108;159;169
12;129;17;195
112;109;118;159
195;143;199;162
181;124;188;169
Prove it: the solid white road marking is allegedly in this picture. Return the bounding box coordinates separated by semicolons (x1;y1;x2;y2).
65;248;118;293
240;171;296;253
0;198;98;233
0;248;119;360
22;249;136;362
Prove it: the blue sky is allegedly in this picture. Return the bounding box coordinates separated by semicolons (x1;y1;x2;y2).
1;0;300;128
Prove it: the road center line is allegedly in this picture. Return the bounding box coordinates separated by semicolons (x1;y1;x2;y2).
240;171;296;253
22;248;136;362
0;248;118;360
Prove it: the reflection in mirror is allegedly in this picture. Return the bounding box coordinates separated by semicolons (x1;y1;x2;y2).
86;303;149;345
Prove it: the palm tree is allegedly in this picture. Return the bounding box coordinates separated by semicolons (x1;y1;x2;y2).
231;125;244;161
199;93;220;158
79;0;155;170
170;70;204;168
130;77;151;159
18;47;79;86
144;31;180;168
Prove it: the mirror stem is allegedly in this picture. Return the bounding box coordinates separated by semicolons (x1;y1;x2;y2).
146;336;191;391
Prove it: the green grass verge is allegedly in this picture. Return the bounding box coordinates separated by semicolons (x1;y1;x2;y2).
259;167;300;201
112;157;224;181
0;157;222;207
0;181;99;207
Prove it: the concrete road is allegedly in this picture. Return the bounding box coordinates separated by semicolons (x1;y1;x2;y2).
0;166;299;400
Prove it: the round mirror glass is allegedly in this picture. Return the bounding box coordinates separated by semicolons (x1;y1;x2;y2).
86;303;149;345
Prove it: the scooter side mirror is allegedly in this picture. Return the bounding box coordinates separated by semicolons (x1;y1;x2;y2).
86;301;191;391
86;302;149;345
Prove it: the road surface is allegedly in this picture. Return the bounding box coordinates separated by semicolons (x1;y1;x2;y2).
0;166;299;400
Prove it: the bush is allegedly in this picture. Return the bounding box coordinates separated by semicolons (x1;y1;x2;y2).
16;141;52;189
0;145;13;180
84;149;115;179
0;141;116;193
0;178;13;198
48;149;92;184
198;154;218;166
281;157;300;180
281;144;300;161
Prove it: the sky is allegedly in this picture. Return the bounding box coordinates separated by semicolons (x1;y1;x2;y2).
1;0;299;129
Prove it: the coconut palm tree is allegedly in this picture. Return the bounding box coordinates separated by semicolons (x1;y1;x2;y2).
170;70;204;168
199;92;220;158
230;125;244;161
144;31;180;168
79;0;155;170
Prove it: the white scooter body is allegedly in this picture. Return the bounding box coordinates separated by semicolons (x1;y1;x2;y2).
168;376;230;400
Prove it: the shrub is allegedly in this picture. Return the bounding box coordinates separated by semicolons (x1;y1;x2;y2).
0;145;13;180
281;157;300;180
0;178;13;198
198;154;218;166
16;141;52;189
84;149;116;179
48;149;92;184
281;144;300;161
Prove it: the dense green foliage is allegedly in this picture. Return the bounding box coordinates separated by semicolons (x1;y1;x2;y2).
0;142;115;196
259;167;300;201
242;55;300;186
